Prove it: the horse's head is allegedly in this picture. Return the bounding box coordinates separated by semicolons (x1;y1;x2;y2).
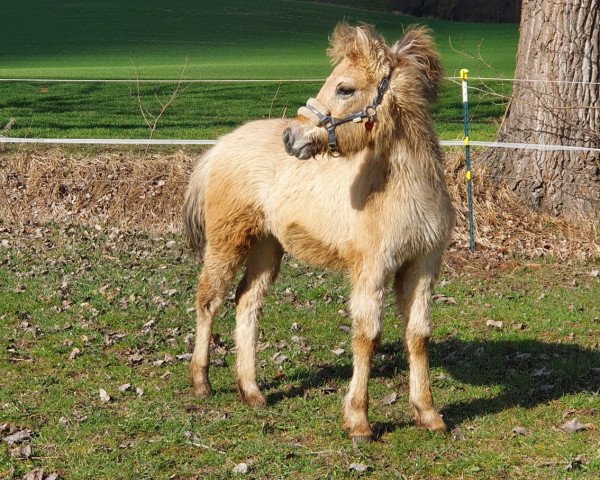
283;24;443;159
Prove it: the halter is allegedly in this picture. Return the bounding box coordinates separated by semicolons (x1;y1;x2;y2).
297;73;392;154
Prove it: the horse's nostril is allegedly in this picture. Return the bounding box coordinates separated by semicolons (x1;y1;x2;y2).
283;127;295;155
283;128;290;146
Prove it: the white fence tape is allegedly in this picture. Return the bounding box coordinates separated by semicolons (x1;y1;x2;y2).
440;140;600;153
1;137;599;152
1;77;600;85
0;78;324;84
0;137;216;145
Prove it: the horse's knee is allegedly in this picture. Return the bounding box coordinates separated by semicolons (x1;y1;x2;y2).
352;331;380;358
405;327;430;351
195;272;220;316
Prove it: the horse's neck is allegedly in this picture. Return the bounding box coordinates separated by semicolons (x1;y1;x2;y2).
376;128;444;187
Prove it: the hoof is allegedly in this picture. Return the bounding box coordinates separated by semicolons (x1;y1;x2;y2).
415;409;446;431
240;390;267;409
351;434;372;445
194;383;213;398
346;423;373;444
237;380;266;408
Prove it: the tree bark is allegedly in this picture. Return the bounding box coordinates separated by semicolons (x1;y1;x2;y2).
481;0;599;218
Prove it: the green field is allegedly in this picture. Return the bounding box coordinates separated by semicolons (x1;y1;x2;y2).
0;0;517;141
1;225;599;479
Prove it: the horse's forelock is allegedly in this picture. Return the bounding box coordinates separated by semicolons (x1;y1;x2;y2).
327;23;390;76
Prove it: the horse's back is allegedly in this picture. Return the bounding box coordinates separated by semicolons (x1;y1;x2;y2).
195;119;290;252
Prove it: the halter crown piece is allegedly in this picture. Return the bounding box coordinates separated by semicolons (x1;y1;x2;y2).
297;74;392;154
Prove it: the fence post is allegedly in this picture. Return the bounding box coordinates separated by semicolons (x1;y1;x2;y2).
460;68;475;253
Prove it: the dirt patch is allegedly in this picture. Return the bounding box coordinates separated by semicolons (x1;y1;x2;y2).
0;146;598;260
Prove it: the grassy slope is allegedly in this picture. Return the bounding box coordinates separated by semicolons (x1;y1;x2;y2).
0;0;517;79
0;226;598;479
0;1;516;141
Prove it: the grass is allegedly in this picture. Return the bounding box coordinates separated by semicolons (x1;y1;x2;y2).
0;0;517;141
0;1;517;80
0;79;512;141
1;224;599;479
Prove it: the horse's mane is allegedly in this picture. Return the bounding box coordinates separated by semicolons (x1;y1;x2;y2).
392;26;443;102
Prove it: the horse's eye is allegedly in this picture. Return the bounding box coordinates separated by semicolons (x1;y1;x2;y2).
336;86;355;98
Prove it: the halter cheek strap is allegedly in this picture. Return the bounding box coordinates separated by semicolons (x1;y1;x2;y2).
297;74;392;154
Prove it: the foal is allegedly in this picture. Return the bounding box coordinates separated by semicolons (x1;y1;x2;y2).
183;24;454;442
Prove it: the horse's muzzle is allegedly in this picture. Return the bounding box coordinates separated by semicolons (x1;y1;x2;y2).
283;125;314;160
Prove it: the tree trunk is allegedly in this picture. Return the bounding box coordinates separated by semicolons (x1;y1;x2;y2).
481;0;599;218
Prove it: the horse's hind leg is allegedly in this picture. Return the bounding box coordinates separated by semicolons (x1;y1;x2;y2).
235;236;283;408
191;247;244;397
394;252;446;431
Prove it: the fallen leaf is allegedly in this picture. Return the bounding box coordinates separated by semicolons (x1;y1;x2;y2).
348;463;370;472
320;385;338;394
22;468;45;480
511;426;528;436
184;430;200;443
128;351;144;365
72;410;87;423
332;348;345;356
564;454;585;471
452;426;465;441
2;429;31;445
559;418;592;433
136;387;144;397
432;294;457;305
232;462;249;474
10;443;32;459
99;388;111;403
339;325;352;334
532;366;553;377
176;353;193;361
486;319;504;329
69;347;81;360
272;352;288;364
381;392;398;406
118;383;131;393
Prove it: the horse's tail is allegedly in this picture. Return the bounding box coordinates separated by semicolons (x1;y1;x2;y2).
183;156;210;259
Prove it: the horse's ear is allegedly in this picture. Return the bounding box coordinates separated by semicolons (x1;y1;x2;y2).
392;26;443;100
328;23;390;76
353;27;372;59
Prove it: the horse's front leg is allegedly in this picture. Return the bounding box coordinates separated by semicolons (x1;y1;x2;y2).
343;271;385;444
395;254;446;431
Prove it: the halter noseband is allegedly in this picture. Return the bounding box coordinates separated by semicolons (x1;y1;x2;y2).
297;74;392;154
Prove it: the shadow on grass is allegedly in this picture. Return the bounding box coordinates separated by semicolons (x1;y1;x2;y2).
265;338;600;431
432;338;600;428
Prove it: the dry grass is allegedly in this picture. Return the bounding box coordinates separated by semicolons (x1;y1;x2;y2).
0;146;598;260
0;147;194;231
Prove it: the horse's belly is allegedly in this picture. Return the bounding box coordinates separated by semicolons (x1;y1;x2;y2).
277;222;354;270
